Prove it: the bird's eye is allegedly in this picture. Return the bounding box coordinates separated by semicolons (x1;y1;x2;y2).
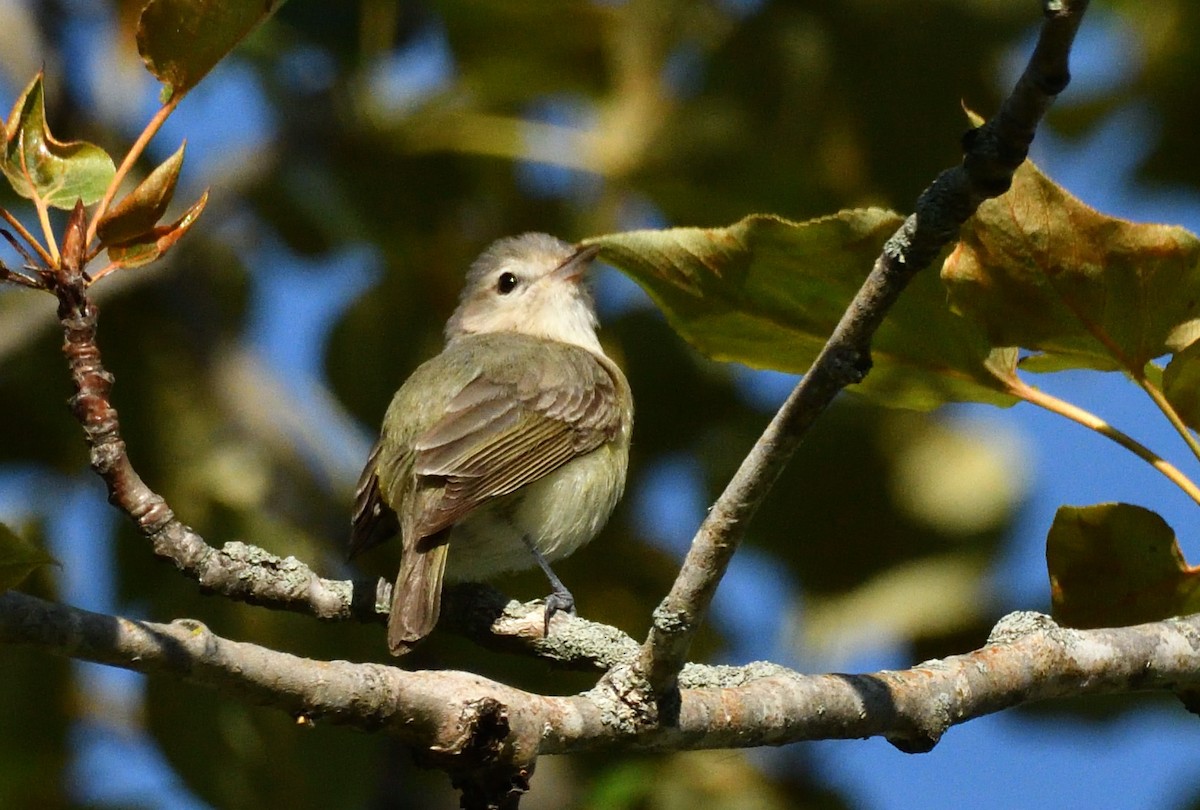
496;272;519;295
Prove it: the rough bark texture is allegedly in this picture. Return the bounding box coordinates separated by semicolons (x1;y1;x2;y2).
5;592;1197;761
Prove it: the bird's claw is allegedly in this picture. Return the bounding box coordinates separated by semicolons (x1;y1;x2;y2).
542;590;576;636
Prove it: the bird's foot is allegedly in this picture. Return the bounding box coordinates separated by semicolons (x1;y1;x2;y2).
542;587;576;636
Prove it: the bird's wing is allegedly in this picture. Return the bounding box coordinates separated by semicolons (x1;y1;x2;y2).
407;344;626;543
349;440;404;559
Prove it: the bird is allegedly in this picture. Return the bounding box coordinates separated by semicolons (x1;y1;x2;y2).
350;233;633;655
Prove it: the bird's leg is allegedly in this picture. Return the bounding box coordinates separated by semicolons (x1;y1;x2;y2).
521;536;575;635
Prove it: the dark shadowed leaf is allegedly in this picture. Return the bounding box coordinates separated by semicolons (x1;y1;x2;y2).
586;213;1017;410
1047;503;1200;629
106;189;208;270
0;523;57;591
137;0;286;99
2;73;115;208
943;161;1200;373
97;141;186;245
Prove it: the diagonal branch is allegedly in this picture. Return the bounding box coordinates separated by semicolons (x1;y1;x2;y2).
636;0;1092;694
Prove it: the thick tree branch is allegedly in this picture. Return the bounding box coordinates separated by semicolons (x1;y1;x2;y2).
637;0;1091;694
5;590;1196;761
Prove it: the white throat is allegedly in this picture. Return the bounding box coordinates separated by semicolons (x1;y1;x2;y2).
452;279;605;356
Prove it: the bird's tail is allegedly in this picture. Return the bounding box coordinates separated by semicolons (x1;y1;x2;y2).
388;538;450;655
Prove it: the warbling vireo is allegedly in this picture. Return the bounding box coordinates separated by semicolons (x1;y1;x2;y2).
350;233;633;655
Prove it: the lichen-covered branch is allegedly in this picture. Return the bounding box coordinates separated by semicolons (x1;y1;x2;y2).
636;0;1092;694
46;204;383;626
5;591;1195;760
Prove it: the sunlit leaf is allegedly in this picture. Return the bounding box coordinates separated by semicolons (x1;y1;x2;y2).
106;189;208;270
1047;503;1200;629
137;0;287;100
97;141;186;245
2;73;115;208
0;523;56;592
586;212;1017;410
943;160;1200;373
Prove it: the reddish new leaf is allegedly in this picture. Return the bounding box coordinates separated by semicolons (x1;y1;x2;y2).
105;189;208;271
96;141;186;245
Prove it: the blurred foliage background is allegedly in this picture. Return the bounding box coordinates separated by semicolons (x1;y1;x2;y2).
2;1;1200;808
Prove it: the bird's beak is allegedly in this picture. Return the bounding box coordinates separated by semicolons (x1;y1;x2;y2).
554;244;601;282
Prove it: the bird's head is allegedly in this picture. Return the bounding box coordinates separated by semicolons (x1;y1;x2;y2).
445;233;603;353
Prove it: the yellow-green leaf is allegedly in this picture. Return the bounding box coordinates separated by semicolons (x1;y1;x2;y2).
1047;503;1200;629
2;73;115;209
0;523;57;592
137;0;286;100
97;141;186;245
106;189;208;270
585;212;1017;410
943;160;1200;373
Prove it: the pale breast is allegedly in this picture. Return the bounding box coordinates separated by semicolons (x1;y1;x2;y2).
443;440;628;582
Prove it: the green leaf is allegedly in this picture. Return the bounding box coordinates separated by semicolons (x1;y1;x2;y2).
2;73;115;209
96;141;186;245
137;0;286;99
1163;341;1200;431
586;212;1017;410
106;189;208;270
0;523;56;592
943;160;1200;373
1047;503;1200;629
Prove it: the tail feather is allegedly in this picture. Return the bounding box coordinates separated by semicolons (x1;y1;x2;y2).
387;539;450;655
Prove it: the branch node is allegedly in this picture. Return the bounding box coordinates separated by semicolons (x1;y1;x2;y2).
826;344;871;386
650;605;689;635
423;697;532;810
885;727;943;755
596;664;662;734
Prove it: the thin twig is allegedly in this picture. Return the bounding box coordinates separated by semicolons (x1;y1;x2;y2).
86;95;182;247
0;231;41;288
636;0;1092;695
0;208;56;269
1007;375;1200;507
1135;374;1200;466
